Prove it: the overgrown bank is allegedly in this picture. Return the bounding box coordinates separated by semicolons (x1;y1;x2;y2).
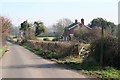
21;39;120;79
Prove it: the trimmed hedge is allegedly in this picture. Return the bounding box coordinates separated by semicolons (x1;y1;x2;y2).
25;40;80;58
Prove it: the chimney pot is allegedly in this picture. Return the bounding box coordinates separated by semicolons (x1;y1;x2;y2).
81;18;84;25
75;19;78;23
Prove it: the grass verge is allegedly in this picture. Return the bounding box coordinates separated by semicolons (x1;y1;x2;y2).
0;45;7;58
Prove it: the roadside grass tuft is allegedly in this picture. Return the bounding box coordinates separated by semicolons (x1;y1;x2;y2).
81;67;120;79
0;46;7;58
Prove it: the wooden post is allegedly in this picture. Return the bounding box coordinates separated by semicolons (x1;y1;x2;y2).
100;25;104;66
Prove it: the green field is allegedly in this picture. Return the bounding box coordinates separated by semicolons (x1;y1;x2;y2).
37;37;55;41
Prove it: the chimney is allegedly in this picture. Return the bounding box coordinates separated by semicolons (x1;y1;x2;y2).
75;19;78;23
81;18;84;25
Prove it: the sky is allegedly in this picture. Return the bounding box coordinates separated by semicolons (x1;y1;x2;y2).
118;1;120;24
0;0;119;27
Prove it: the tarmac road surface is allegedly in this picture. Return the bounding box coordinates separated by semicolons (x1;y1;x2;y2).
0;42;87;78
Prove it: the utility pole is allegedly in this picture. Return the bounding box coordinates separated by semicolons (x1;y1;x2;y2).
100;22;104;66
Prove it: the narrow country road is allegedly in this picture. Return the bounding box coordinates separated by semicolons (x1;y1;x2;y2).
0;42;87;78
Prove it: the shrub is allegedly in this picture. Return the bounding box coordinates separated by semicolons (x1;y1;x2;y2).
13;36;17;38
52;38;59;41
74;27;101;43
43;38;50;41
90;37;120;68
74;27;89;41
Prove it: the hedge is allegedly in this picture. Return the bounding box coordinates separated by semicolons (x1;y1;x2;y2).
25;40;80;57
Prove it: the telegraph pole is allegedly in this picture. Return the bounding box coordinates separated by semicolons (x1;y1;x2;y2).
100;23;104;66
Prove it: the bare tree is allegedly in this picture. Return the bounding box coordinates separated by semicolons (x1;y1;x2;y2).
52;18;73;37
0;16;11;46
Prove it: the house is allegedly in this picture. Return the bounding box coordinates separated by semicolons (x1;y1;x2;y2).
63;18;92;41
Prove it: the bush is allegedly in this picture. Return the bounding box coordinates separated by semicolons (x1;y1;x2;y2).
74;27;101;43
52;38;59;41
74;27;89;40
13;36;17;38
90;37;120;68
43;38;50;41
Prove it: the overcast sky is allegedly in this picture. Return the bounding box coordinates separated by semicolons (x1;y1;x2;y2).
0;0;119;27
